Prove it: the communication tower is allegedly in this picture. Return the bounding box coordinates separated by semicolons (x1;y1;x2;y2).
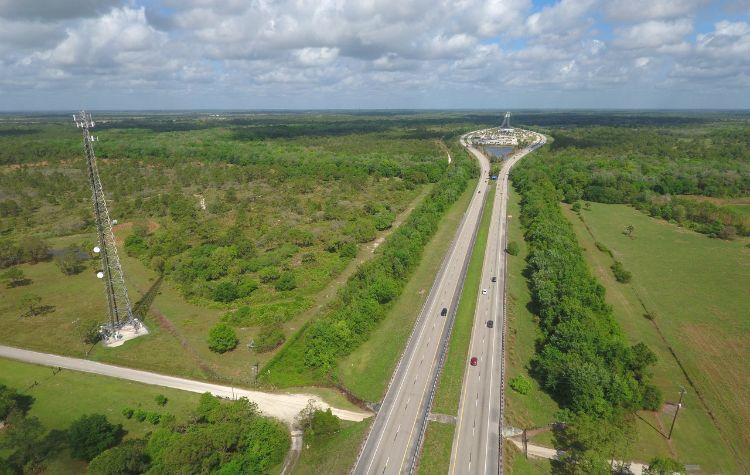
73;111;147;347
500;111;513;132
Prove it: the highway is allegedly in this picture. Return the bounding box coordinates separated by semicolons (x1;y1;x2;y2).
449;131;545;475
352;133;492;475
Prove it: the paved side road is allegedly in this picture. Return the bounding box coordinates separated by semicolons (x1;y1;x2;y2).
0;345;370;423
506;438;649;475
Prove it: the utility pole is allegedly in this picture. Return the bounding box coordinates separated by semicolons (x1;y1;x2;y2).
668;387;686;439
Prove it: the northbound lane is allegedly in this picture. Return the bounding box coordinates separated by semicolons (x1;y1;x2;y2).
449;131;545;475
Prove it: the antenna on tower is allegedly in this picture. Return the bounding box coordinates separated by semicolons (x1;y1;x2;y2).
500;111;512;131
73;111;148;347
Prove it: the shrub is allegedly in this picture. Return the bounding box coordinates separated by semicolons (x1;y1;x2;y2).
79;319;102;345
611;261;632;283
506;241;520;256
641;384;662;411
146;412;161;425
88;439;150;475
509;375;532;395
571;201;581;212
212;281;239;303
55;245;86;275
2;267;29;288
594;241;612;256
208;323;238;353
274;272;297;291
121;407;134;419
155;394;168;406
308;409;340;438
67;414;123;461
124;234;148;257
254;326;286;353
259;266;281;283
134;409;147;422
339;242;358;259
718;225;737;240
644;456;686;475
237;277;259;297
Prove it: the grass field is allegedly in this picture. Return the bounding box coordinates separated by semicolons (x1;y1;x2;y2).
293;419;371;475
562;202;748;474
503;440;551;474
336;181;476;402
504;185;559;431
0;357;202;473
431;186;495;415
417;422;455;474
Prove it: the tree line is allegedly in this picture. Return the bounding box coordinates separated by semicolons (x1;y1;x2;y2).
511;163;662;470
526;124;750;238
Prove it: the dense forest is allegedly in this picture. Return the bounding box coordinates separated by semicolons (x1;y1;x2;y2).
521;122;750;237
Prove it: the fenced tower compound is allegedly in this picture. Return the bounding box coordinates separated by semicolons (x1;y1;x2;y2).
73;111;147;347
500;111;513;131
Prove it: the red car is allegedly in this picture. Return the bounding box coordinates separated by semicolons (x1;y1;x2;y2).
470;357;478;366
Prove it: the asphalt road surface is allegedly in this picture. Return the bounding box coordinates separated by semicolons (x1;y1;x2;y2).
449;132;546;475
0;344;370;423
353;133;492;475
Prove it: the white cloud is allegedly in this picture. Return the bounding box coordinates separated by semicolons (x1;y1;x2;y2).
0;0;748;109
295;47;340;66
614;18;693;49
525;0;597;37
605;0;707;22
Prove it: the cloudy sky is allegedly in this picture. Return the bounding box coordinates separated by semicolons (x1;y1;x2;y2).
1;0;749;110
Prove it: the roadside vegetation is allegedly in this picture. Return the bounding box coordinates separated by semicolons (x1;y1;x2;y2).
417;422;454;474
293;418;370;475
510;165;660;470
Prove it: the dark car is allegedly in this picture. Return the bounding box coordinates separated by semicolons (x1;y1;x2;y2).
487;320;494;328
441;307;448;316
491;276;497;282
470;356;478;366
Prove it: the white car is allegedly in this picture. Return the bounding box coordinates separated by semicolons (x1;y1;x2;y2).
482;288;488;295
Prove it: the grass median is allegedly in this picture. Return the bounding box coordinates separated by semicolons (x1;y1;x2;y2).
430;185;495;415
417;422;455;474
504;184;559;430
